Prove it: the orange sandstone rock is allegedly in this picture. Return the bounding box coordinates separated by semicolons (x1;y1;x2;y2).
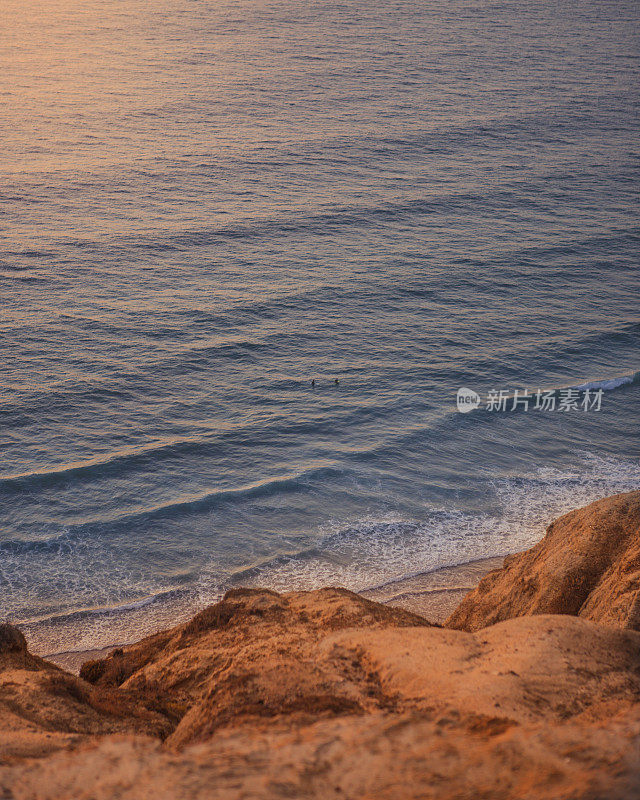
3;494;640;798
447;491;640;632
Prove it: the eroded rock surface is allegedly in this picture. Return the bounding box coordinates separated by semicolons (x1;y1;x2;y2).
3;494;640;799
447;491;640;632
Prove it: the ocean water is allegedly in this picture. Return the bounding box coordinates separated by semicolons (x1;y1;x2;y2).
1;0;639;655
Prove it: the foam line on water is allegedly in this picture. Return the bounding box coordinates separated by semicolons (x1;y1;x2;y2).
459;370;639;415
16;452;640;658
574;371;639;391
197;453;640;602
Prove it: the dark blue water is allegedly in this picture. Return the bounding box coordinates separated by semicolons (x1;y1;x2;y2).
1;0;639;654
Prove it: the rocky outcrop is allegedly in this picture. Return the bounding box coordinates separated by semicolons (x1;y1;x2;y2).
4;700;640;800
0;623;29;656
80;587;432;746
3;493;640;799
3;590;640;797
446;491;640;632
75;586;640;750
0;622;171;762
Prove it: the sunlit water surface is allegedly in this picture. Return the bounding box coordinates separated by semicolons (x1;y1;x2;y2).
1;0;639;653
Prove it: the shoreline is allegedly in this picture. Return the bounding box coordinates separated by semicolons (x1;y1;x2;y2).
46;555;504;673
3;492;640;799
361;555;503;622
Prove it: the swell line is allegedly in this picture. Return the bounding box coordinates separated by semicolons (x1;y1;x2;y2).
0;464;345;551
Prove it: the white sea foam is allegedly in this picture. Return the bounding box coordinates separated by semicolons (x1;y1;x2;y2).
574;371;639;392
197;452;640;603
20;453;640;658
454;371;638;415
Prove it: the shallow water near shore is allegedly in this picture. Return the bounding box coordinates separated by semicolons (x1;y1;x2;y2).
1;0;639;655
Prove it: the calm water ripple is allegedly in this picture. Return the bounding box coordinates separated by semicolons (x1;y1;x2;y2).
1;0;639;653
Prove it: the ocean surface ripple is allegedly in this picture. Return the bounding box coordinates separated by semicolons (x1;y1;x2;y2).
1;0;639;654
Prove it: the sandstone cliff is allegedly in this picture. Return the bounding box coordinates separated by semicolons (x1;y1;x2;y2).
447;490;640;632
1;492;639;799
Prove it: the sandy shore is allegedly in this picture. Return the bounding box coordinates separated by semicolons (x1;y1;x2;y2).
46;644;120;674
361;555;503;622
